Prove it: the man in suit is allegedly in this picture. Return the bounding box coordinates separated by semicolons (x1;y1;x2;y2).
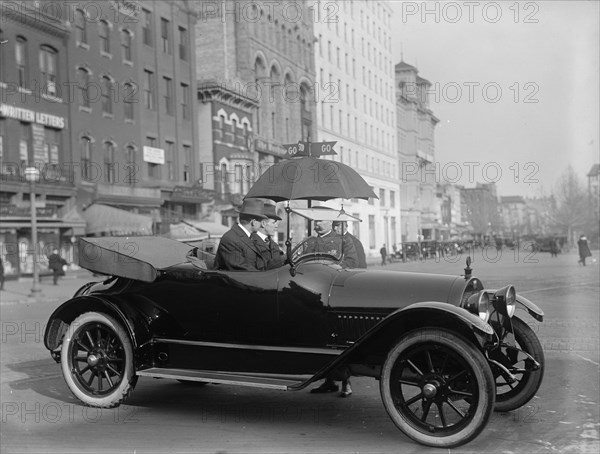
302;219;358;268
253;203;285;269
213;200;269;271
48;249;68;285
333;221;367;268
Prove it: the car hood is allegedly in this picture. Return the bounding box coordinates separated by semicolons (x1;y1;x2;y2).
329;269;470;309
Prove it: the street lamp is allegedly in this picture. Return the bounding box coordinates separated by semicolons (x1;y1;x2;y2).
24;167;41;296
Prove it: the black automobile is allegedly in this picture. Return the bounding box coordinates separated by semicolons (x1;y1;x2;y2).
44;235;544;448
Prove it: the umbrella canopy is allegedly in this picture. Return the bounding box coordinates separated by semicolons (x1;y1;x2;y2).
244;156;377;202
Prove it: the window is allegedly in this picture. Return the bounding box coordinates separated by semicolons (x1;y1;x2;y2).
183;144;191;182
101;76;113;114
146;137;160;179
178;26;188;61
45;127;61;164
104;141;116;183
15;37;27;88
19;122;30;165
160;18;170;54
163;76;173;115
165;141;175;180
81;136;93;180
75;9;87;44
121;29;132;61
379;188;386;205
369;215;376;249
181;83;190;120
143;69;155;110
125;145;136;185
123;82;135;120
77;68;90;108
39;46;57;96
390;190;396;208
99;20;110;53
368;186;375;205
142;9;152;46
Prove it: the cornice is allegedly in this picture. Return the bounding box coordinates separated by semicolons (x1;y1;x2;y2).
198;82;259;111
1;4;69;38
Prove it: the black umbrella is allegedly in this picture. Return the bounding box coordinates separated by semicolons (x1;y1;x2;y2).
244;156;377;202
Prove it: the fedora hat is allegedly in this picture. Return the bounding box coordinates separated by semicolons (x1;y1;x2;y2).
237;199;267;219
264;203;281;221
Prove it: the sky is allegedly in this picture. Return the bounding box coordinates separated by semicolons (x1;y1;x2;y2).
390;0;600;197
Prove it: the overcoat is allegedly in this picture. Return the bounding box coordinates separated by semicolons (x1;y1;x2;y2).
214;224;268;271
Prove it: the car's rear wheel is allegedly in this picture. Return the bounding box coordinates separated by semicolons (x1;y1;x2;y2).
380;329;495;448
493;316;545;412
61;312;137;408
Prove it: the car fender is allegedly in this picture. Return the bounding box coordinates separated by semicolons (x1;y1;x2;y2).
296;302;497;387
44;294;181;354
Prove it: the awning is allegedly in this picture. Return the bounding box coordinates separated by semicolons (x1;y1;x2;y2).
82;204;153;236
164;222;208;241
187;220;229;237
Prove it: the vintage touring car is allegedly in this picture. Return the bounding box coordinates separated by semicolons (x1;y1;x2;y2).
44;235;544;448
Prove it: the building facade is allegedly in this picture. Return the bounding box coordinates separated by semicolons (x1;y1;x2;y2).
194;0;317;241
395;61;440;242
0;2;83;277
460;183;501;243
67;0;199;234
314;0;398;254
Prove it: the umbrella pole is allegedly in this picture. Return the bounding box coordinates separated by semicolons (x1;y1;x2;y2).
307;199;312;237
285;202;292;266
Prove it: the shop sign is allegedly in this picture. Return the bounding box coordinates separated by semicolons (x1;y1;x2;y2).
171;186;215;203
143;146;165;164
254;138;286;157
0;103;65;129
0;205;56;218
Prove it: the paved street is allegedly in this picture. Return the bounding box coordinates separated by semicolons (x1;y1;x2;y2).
1;249;598;453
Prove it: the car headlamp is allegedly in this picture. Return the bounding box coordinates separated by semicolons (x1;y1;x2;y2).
494;285;516;318
465;290;490;323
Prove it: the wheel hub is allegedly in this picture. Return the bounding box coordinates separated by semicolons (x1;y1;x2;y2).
422;383;438;398
87;354;99;367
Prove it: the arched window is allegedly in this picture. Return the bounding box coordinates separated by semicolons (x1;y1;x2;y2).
77;67;90;108
75;9;87;44
125;145;136;185
39;45;58;96
103;141;116;183
121;29;132;61
101;76;113;114
99;20;110;53
15;36;27;88
123;82;135;120
80;136;93;180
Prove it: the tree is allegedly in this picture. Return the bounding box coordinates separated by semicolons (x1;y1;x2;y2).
549;166;590;246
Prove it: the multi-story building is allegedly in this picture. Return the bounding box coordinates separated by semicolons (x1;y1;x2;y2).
194;0;317;242
67;1;199;235
314;0;398;254
500;195;528;239
460;183;501;242
0;1;84;277
395;61;440;242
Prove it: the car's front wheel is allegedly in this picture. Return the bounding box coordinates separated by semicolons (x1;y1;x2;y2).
493;316;545;412
380;329;495;448
61;312;137;408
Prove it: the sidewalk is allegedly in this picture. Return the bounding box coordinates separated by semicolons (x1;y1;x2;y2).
0;270;96;305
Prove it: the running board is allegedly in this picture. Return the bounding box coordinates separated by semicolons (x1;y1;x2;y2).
136;368;309;390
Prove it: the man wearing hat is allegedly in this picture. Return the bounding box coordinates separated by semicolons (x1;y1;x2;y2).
252;203;285;269
302;219;358;268
213;200;269;271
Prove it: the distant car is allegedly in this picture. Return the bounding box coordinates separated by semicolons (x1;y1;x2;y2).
44;236;544;448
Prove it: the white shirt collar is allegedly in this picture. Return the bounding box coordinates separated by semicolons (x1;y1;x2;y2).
256;231;268;241
238;222;252;237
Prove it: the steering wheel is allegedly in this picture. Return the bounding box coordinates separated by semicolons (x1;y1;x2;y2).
292;251;341;266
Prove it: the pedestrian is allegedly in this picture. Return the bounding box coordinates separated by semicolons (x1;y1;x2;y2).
550;238;560;258
577;235;592;266
0;257;5;291
380;244;387;266
213;200;268;271
48;249;68;285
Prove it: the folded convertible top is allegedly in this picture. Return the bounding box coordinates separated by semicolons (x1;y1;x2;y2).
79;236;194;282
